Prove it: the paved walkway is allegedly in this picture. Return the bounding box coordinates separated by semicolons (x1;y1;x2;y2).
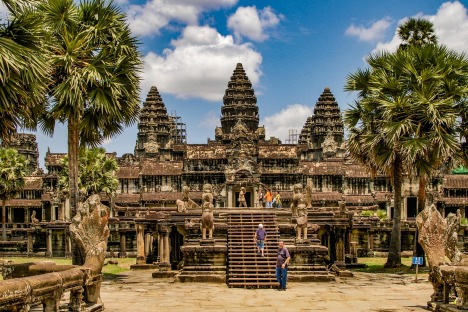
100;271;432;312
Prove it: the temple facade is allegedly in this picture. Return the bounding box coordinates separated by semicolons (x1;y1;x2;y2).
2;63;468;275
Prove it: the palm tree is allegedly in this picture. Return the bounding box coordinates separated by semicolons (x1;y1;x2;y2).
38;0;141;264
398;18;437;49
345;51;411;267
345;42;468;267
0;148;28;241
0;0;50;140
58;147;118;197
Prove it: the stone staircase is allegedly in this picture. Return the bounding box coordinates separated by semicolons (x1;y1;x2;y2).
227;211;279;288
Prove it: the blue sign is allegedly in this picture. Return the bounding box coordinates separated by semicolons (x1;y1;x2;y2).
412;257;423;265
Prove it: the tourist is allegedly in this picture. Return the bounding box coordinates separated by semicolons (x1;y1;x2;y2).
273;191;282;208
276;241;290;291
254;223;266;257
265;188;273;208
257;189;264;207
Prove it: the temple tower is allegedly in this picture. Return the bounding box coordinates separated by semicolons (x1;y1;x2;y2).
299;87;345;161
215;63;265;143
2;133;40;175
135;86;179;159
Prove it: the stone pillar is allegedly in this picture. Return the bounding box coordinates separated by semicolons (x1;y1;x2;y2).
119;232;127;258
27;231;33;255
158;224;170;270
65;232;72;258
58;203;64;221
41;207;46;222
145;232;152;257
368;230;374;256
335;228;346;264
7;208;12;223
227;186;233;207
51;205;56;221
46;229;52;257
136;224;146;264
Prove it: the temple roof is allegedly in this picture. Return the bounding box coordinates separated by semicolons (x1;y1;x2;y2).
23;177;43;190
186;145;226;159
140;159;183;175
218;63;260;142
258;145;298;159
302;161;343;175
116;166;140;179
443;175;468;189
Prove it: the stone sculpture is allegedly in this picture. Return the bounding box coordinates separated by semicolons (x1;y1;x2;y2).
70;194;110;305
291;183;304;217
30;210;39;223
238;186;247;208
176;185;199;212
296;202;308;241
416;204;465;304
201;183;214;240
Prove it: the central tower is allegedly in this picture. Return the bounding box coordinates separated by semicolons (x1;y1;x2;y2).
215;63;264;143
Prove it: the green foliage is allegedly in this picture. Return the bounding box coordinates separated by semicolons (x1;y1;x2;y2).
461;217;468;226
360;210;373;217
59;147;118;197
0;148;28;199
39;0;142;145
0;0;50;139
377;209;388;220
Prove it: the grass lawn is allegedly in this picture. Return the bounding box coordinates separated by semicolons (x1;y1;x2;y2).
353;256;429;275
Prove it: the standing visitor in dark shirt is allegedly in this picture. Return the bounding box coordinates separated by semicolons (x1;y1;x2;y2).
276;241;290;291
254;224;266;257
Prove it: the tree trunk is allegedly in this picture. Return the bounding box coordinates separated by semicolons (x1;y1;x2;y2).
68;117;83;265
385;154;403;268
2;198;6;241
414;175;427;266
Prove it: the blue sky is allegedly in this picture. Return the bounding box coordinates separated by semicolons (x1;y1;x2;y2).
15;1;468;168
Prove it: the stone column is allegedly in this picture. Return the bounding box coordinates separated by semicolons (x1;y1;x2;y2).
51;205;56;221
41;207;46;222
65;232;72;258
8;208;12;223
46;229;52;257
136;223;146;264
27;231;33;255
227;186;233;207
119;232;127;258
158;224;170;270
145;232;152;257
368;230;374;256
335;227;346;264
58;203;64;221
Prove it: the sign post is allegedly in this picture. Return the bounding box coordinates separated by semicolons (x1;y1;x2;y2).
412;257;423;283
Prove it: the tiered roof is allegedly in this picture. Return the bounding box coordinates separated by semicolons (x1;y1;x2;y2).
135;86;174;157
217;63;260;142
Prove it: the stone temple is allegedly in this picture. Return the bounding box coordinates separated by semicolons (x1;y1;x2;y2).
2;63;468;284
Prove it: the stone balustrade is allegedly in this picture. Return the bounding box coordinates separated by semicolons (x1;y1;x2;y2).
0;262;103;311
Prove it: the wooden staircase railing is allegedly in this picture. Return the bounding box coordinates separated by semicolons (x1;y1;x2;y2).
227;211;279;288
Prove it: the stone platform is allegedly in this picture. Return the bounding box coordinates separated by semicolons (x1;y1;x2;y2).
100;270;432;312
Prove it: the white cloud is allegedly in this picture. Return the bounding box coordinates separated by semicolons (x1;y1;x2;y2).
262;104;312;142
0;2;8;20
371;1;468;54
141;25;262;101
227;6;282;42
126;0;237;37
345;17;392;42
199;110;221;129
